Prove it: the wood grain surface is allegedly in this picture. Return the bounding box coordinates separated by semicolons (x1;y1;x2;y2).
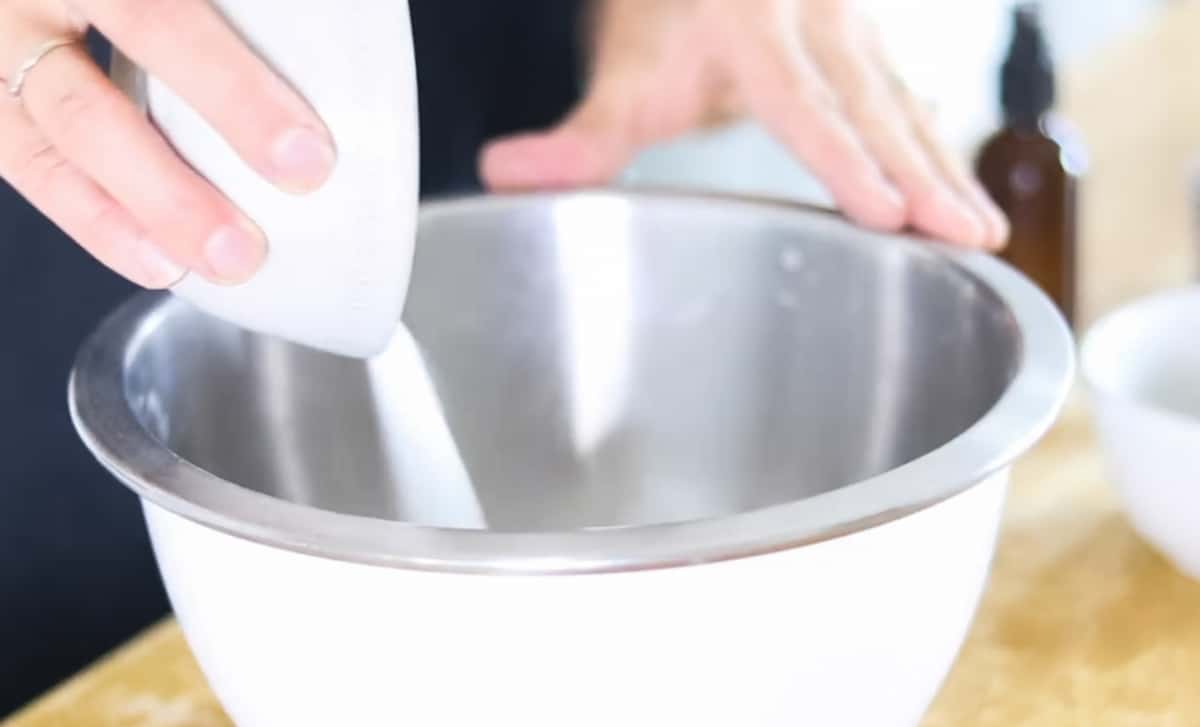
6;1;1200;724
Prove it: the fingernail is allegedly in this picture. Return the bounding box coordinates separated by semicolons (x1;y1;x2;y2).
133;240;187;289
972;188;1011;250
204;222;267;284
985;210;1011;251
993;215;1011;250
269;127;336;193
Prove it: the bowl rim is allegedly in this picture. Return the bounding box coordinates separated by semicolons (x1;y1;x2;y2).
1080;285;1200;430
68;190;1076;575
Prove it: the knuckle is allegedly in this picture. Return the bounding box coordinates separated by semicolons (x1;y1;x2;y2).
44;83;111;140
787;74;838;116
14;140;71;197
151;182;224;248
842;86;892;127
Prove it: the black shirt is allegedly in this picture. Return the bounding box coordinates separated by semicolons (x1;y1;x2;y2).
0;2;584;715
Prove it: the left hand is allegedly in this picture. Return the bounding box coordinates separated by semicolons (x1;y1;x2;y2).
480;0;1008;250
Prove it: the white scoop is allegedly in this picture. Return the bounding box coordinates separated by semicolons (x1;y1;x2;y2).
112;1;419;358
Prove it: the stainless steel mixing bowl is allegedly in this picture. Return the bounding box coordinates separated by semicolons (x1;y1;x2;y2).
69;192;1074;727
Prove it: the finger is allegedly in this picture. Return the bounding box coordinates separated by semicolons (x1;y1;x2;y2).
889;78;1011;249
480;125;628;191
19;45;267;283
0;99;184;288
482;20;729;193
807;26;989;248
861;25;1008;248
78;0;335;193
480;88;637;191
731;29;906;232
484;0;730;194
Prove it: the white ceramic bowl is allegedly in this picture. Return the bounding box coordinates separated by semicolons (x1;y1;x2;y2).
1082;286;1200;578
71;193;1074;727
111;0;420;358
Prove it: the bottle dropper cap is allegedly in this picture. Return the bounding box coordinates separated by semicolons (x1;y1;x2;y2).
1001;3;1055;127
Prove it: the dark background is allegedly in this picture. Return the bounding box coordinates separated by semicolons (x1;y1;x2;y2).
0;2;583;716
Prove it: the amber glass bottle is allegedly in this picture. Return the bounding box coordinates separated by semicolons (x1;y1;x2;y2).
976;3;1085;325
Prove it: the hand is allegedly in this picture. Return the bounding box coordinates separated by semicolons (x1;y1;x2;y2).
481;0;1008;250
0;0;337;288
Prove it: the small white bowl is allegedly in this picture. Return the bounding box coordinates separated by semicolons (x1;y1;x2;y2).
1081;287;1200;578
111;0;420;358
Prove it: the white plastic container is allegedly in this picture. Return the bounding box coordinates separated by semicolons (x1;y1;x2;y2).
112;1;419;358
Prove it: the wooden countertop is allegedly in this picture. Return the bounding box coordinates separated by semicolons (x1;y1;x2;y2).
926;395;1200;726
7;2;1200;725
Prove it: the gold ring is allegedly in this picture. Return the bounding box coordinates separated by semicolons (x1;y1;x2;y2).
5;38;81;100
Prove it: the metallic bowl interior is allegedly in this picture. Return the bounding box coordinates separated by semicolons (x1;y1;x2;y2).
70;192;1074;573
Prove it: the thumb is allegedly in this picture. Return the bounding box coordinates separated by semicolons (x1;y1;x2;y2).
479;98;637;192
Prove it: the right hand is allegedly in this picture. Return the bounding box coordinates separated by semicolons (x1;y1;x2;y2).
484;0;1008;250
0;0;337;288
